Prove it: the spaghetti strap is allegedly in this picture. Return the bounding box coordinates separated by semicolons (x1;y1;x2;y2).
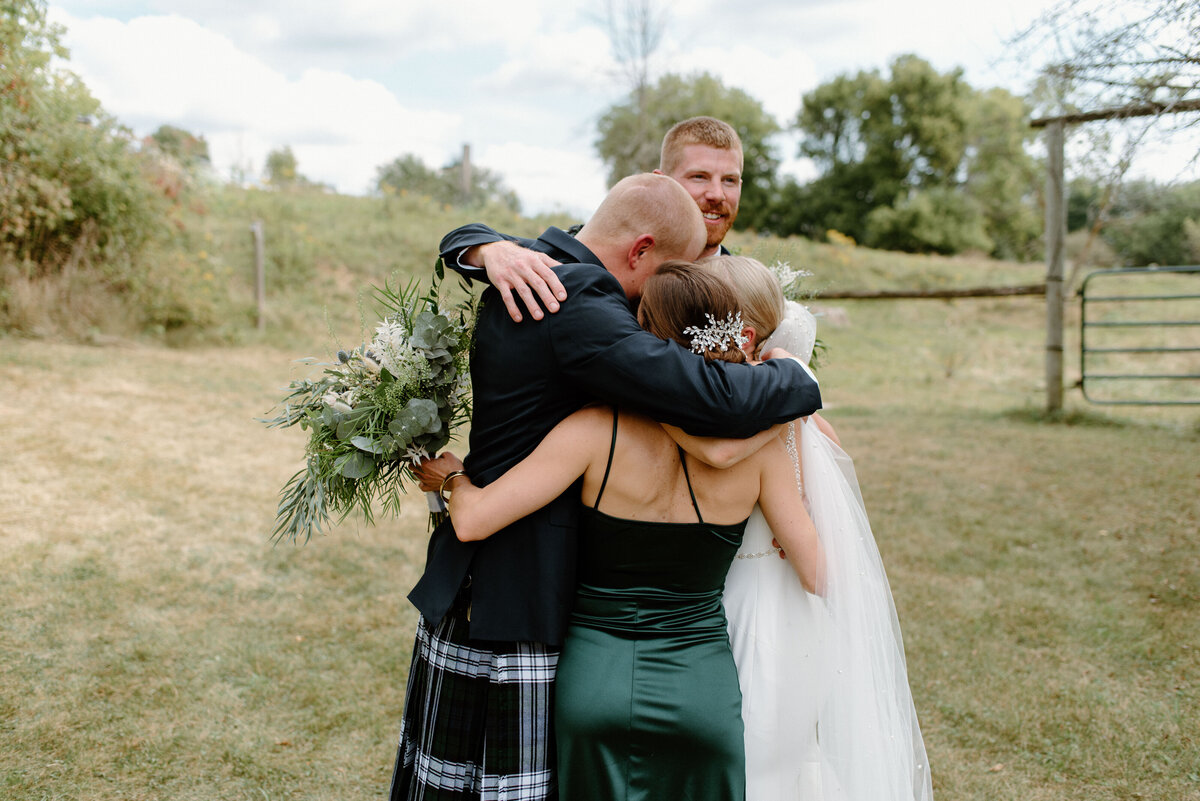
593;407;619;511
676;446;705;524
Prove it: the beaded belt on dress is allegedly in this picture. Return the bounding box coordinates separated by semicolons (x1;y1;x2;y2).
735;545;783;560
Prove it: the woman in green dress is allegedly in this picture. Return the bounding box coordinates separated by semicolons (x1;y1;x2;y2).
414;261;823;801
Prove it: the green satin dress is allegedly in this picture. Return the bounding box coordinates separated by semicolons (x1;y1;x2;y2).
555;421;748;801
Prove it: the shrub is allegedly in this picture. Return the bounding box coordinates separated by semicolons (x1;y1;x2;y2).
0;1;166;274
864;187;994;255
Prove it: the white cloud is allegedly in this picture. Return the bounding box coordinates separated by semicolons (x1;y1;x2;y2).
476;25;614;96
126;0;574;73
47;0;1196;215
52;10;461;192
662;42;821;125
478;142;608;219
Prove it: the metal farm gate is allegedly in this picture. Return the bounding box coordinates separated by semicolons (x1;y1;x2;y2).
1079;266;1200;405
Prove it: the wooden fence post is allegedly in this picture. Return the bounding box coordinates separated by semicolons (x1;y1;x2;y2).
1044;121;1066;414
460;143;472;203
251;220;265;331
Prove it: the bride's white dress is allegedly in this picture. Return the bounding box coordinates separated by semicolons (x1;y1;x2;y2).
724;425;831;799
723;303;933;801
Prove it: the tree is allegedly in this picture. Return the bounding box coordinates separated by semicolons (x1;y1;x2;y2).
374;153;519;213
595;72;782;230
595;0;667;181
865;188;993;255
788;55;1041;257
961;88;1043;260
148;124;210;167
264;146;300;188
793;55;972;244
1014;1;1200;280
0;0;163;270
1016;0;1200;115
600;0;666;106
1100;179;1200;265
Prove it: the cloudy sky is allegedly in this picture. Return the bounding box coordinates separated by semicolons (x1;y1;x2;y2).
46;0;1194;217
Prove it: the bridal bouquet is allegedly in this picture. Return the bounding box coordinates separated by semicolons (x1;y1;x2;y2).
263;273;477;544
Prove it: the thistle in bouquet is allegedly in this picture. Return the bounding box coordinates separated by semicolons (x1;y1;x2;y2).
263;272;477;544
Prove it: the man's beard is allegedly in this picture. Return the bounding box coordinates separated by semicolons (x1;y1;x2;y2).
703;203;736;248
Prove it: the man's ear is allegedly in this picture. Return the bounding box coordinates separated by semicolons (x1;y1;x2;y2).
652;168;665;176
627;234;655;270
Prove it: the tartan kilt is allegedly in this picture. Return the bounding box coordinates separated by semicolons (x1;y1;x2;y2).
389;599;560;801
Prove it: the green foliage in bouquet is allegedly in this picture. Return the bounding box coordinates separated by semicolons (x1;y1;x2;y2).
262;271;477;544
767;260;828;369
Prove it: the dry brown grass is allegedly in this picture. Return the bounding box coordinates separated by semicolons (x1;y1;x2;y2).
1;340;431;799
0;264;139;341
1;287;1197;800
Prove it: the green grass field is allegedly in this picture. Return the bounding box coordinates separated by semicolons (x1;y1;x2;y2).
2;233;1197;799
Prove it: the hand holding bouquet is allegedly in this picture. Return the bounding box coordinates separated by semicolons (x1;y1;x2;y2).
262;274;476;544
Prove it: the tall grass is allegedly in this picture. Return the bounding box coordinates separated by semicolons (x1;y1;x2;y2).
1;183;573;346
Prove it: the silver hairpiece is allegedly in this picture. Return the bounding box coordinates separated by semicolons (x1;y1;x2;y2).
683;312;749;355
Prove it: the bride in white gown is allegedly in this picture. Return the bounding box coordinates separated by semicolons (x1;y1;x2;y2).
710;256;934;801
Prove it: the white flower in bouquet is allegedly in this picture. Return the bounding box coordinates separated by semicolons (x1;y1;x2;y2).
262;273;477;544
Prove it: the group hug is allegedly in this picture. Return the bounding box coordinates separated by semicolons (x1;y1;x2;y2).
386;117;933;801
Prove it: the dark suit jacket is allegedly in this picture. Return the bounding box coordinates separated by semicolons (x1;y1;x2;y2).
407;226;821;645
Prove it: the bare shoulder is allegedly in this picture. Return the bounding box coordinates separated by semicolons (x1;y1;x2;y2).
746;431;791;474
556;404;615;443
613;409;680;450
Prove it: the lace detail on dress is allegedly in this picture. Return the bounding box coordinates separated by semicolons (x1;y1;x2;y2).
734;422;804;561
784;421;804;499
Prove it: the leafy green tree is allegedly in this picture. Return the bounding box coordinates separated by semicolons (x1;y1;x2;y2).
960;88;1042;260
595;72;782;230
1067;177;1104;232
149;124;210;167
0;0;163;270
793;55;971;244
375;155;443;199
374;153;519;213
866;188;993;255
264;146;300;187
789;55;1040;257
1101;179;1200;266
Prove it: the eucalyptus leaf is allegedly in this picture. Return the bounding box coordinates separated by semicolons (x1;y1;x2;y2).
387;418;415;449
335;418;357;440
351;435;383;454
425;431;450;454
404;398;443;435
266;268;479;544
335;406;373;440
410;312;454;354
338;452;375;479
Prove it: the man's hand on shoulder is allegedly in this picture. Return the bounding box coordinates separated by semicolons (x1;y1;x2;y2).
761;347;819;384
760;346;795;362
468;240;566;323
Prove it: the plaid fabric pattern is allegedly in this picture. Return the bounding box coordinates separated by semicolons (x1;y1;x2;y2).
388;602;560;801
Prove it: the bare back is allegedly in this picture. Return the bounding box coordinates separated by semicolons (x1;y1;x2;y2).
577;408;767;527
